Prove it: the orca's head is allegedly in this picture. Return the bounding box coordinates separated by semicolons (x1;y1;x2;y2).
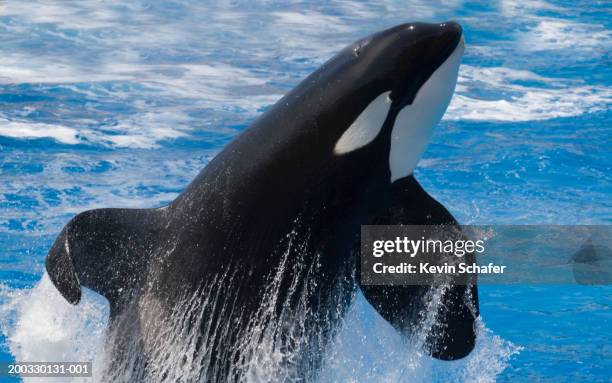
331;22;464;182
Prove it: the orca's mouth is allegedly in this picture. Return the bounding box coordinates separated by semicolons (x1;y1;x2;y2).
438;22;464;59
428;21;464;70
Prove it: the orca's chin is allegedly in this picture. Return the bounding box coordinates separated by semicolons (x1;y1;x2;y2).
388;24;464;181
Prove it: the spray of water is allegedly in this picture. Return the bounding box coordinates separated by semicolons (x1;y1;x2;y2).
0;275;108;383
0;230;520;382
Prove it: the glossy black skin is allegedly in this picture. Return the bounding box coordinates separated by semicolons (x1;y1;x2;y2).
46;22;477;380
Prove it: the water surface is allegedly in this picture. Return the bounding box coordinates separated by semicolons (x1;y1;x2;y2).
0;0;610;381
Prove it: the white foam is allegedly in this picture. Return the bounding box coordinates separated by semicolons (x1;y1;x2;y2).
2;0;606;149
272;11;351;33
446;66;612;122
518;18;612;53
0;112;192;149
0;54;134;84
500;0;611;56
0;275;109;382
499;0;562;17
0;118;80;144
0;1;121;30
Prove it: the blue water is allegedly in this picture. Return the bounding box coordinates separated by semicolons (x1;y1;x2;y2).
0;0;610;382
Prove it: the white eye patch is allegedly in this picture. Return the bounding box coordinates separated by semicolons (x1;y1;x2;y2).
333;91;391;154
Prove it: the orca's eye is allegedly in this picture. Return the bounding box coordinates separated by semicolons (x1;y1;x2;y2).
353;39;371;57
353;39;370;57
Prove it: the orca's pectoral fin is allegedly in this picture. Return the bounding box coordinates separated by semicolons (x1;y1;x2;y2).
358;176;479;360
46;208;162;310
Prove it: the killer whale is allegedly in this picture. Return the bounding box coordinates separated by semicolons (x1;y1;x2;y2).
46;22;478;381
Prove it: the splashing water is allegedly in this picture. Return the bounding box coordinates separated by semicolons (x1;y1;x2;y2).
320;281;519;383
0;275;109;382
0;238;520;382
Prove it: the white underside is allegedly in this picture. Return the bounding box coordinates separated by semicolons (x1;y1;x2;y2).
389;37;464;181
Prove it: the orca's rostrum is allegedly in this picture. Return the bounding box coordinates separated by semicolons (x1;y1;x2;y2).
46;21;479;382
